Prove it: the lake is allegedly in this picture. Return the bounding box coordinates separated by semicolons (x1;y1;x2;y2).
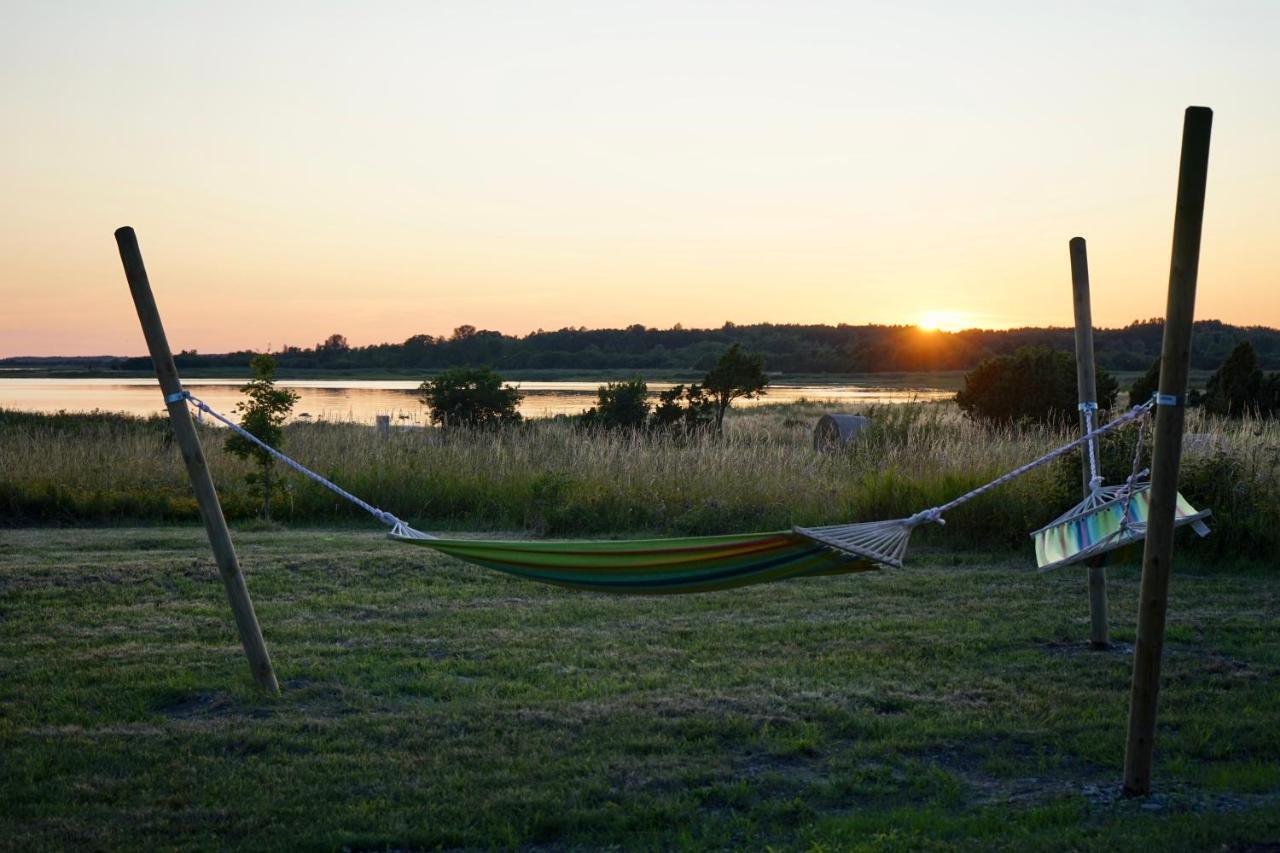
0;377;954;424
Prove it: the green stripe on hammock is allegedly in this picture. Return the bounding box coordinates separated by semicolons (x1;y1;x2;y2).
1033;486;1210;572
390;530;876;594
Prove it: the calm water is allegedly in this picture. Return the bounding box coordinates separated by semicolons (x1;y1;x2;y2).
0;377;953;424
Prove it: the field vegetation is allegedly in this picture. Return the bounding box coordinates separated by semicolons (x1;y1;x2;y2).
1;528;1278;849
2;400;1277;563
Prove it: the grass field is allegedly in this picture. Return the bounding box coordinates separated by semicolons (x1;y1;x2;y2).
5;401;1278;562
2;527;1278;850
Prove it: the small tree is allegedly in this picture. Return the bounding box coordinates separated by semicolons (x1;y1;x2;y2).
702;344;768;431
1261;372;1280;417
582;377;650;430
225;353;300;520
419;367;523;429
1129;358;1161;406
956;346;1118;424
1203;341;1264;417
651;383;715;433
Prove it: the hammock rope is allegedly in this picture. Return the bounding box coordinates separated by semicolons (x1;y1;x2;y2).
175;390;433;540
172;389;1180;585
793;401;1156;565
1029;402;1209;572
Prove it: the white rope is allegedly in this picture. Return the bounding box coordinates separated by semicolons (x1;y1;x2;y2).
1114;408;1151;531
177;386;1152;564
908;401;1155;527
1080;403;1102;493
178;390;433;539
796;401;1157;566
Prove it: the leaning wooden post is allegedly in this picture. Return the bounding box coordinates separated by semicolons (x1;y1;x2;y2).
1069;237;1109;649
1122;106;1212;796
115;226;280;694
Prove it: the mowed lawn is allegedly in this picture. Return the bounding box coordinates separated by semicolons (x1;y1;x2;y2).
1;527;1278;851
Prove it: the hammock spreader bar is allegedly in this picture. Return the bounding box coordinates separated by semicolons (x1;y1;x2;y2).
1032;484;1210;572
793;402;1158;566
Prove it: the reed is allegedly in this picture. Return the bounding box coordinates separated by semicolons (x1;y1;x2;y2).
3;402;1276;561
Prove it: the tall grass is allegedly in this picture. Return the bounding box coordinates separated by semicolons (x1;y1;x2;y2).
2;402;1276;561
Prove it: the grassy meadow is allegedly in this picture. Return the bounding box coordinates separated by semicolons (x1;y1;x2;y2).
2;400;1278;562
1;527;1278;850
2;398;1278;848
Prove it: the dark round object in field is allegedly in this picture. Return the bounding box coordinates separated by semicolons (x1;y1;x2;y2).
814;414;868;452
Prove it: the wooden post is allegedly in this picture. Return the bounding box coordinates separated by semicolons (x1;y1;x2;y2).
376;415;391;439
1069;237;1109;649
114;227;280;694
1122;106;1213;796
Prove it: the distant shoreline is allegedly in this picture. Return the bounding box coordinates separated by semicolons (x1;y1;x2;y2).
0;366;980;388
0;367;1197;394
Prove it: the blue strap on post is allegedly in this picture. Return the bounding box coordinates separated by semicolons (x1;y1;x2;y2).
164;389;189;404
1153;393;1181;407
1077;401;1098;412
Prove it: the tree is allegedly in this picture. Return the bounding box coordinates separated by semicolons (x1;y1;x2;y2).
225;353;300;520
956;346;1119;424
1203;341;1264;417
702;344;768;431
1261;373;1280;417
1129;358;1161;406
582;377;650;430
319;333;349;352
419;367;523;429
651;383;715;434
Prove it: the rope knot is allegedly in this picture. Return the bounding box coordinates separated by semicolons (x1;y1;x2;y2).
906;508;946;527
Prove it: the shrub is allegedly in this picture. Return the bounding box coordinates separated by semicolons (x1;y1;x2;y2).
1129;358;1160;406
419;367;523;429
224;353;300;520
956;346;1119;424
702;344;768;431
651;383;715;434
581;377;650;431
1203;341;1272;417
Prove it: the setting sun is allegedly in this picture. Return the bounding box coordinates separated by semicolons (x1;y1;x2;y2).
916;311;971;333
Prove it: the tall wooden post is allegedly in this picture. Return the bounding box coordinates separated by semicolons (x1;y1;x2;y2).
115;227;280;694
1069;237;1109;649
1123;106;1212;796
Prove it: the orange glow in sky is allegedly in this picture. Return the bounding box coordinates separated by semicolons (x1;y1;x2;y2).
915;312;975;334
2;3;1279;357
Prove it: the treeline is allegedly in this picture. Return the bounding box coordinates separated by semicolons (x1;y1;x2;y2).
12;319;1280;375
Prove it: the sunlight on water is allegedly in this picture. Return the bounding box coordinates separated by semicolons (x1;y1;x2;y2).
0;378;953;424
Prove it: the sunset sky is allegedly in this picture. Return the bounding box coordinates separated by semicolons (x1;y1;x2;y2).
2;1;1278;357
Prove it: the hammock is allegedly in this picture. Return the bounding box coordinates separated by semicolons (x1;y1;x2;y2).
1029;400;1210;572
173;390;1206;593
391;530;874;594
1033;483;1210;573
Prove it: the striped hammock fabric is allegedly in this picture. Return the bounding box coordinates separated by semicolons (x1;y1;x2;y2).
1032;485;1210;572
391;530;876;594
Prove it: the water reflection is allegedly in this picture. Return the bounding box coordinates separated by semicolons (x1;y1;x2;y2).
0;377;953;424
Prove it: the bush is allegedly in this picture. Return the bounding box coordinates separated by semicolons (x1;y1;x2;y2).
702;344;768;431
225;353;300;520
419;367;523;429
956;346;1119;424
1129;358;1160;406
1203;341;1273;417
651;384;715;434
581;377;650;430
